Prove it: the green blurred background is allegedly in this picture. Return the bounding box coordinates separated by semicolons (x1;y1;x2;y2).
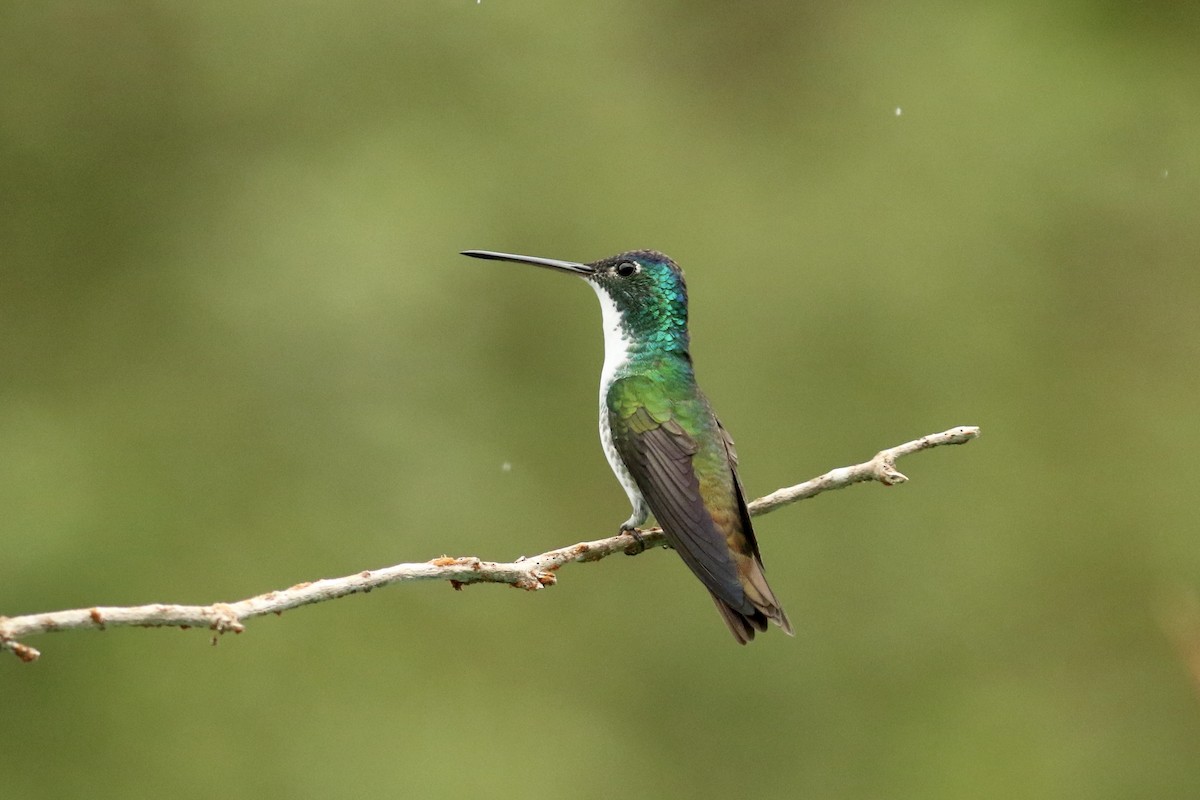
3;2;1199;797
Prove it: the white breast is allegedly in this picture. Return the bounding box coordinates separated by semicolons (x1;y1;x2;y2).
587;282;647;519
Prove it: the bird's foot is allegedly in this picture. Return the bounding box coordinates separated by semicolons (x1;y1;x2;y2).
622;527;647;556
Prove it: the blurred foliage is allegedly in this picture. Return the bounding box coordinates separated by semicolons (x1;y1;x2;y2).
3;2;1200;798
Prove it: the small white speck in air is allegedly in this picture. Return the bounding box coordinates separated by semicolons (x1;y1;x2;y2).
501;462;512;472
894;107;902;116
1163;169;1170;178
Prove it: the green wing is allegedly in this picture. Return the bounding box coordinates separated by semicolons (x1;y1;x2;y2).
607;375;753;616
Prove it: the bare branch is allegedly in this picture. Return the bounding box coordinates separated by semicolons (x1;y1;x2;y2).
1;425;979;662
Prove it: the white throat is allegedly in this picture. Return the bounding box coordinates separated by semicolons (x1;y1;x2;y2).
587;281;633;392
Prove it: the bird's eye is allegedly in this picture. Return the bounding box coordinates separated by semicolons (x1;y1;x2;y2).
616;262;638;278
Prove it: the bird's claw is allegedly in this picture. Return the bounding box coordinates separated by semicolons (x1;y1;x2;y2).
622;528;647;556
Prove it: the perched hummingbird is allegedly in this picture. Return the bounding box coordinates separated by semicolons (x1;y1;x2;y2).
461;249;793;644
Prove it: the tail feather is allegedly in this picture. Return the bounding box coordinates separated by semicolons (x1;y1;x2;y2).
710;593;769;644
710;557;793;645
739;555;794;637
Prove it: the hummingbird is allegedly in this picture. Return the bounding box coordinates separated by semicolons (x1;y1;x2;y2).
461;249;793;644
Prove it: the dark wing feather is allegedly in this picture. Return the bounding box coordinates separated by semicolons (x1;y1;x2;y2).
717;417;793;638
609;393;751;616
716;417;763;561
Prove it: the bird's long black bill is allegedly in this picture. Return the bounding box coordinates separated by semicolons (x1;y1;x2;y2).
461;250;594;276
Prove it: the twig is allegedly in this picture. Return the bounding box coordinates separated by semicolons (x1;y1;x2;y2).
0;425;979;662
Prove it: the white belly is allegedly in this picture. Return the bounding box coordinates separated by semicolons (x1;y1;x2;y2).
598;392;645;512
